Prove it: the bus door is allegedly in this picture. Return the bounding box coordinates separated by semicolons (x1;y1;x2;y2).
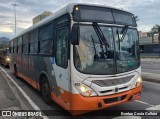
52;23;70;102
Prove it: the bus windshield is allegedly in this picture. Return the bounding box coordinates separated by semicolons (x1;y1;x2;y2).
74;25;140;75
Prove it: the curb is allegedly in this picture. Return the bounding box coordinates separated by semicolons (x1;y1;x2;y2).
142;72;160;83
141;58;160;62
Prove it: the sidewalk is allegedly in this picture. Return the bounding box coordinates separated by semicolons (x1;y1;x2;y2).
0;66;44;119
142;72;160;83
0;68;25;119
0;70;21;110
141;58;160;62
141;58;160;83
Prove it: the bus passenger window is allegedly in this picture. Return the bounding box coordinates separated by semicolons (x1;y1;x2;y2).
22;33;29;54
29;29;38;54
13;38;17;53
39;23;53;55
18;36;22;53
55;26;69;68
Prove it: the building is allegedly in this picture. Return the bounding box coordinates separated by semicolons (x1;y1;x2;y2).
139;31;148;38
33;11;53;25
139;31;160;54
139;31;159;44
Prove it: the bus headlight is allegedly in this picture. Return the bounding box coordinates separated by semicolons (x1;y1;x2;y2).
132;76;142;89
74;83;97;97
6;58;10;62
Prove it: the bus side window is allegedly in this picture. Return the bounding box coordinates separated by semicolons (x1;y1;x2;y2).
55;26;69;68
22;33;29;54
29;29;38;54
13;38;17;53
18;36;22;53
11;41;13;53
39;23;53;55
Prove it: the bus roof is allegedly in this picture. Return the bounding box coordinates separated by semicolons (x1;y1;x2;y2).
11;3;132;40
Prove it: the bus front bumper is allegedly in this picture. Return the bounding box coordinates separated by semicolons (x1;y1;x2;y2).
70;83;142;115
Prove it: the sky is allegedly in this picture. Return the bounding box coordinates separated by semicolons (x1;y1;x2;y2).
0;0;160;38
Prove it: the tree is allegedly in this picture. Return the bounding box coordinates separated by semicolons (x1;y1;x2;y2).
148;25;160;43
147;30;155;43
151;24;160;56
152;24;160;40
0;44;8;49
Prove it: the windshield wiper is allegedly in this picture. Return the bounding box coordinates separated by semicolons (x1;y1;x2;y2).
119;25;128;42
92;22;109;58
116;25;129;54
91;35;99;60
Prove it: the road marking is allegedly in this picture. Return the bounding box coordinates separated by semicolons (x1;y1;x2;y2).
146;104;160;110
0;69;29;110
113;116;141;119
113;103;160;119
135;100;155;107
0;66;49;119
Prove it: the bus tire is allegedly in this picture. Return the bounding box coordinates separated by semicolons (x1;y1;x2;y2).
40;76;52;104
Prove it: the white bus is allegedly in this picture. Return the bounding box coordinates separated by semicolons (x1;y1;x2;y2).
9;3;142;115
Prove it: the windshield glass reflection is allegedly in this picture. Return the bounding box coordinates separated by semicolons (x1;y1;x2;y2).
74;25;140;75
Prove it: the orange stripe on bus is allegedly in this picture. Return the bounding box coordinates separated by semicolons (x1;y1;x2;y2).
71;84;142;115
17;72;39;90
17;72;71;110
52;84;142;115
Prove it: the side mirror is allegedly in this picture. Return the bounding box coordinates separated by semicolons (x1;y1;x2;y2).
70;25;80;45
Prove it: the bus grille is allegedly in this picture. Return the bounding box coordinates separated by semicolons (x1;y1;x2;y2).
103;95;127;104
92;75;134;87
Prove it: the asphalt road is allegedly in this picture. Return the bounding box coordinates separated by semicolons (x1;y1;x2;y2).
1;66;160;119
141;61;160;74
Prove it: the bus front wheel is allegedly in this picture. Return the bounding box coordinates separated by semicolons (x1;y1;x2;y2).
41;76;52;104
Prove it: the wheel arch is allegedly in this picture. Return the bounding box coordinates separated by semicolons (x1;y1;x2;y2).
38;71;50;91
